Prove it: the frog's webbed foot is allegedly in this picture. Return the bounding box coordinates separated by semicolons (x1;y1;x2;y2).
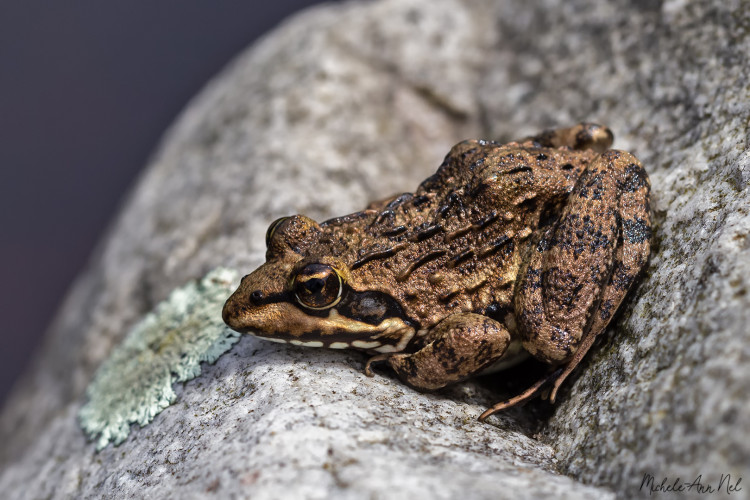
519;122;614;153
370;313;511;391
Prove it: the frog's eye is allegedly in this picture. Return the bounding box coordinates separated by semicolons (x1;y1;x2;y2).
265;216;291;247
292;263;343;310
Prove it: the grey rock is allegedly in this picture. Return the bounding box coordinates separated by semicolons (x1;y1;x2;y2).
2;0;749;498
1;338;609;499
78;268;242;450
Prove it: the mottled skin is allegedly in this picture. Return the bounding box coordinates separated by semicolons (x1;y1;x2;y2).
223;123;652;420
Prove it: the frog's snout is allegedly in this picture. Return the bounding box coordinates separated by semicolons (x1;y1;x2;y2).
222;290;247;332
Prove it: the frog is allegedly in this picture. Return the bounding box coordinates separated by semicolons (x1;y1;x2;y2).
222;123;651;420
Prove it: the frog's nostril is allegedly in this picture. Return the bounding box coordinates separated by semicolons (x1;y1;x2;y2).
250;290;264;304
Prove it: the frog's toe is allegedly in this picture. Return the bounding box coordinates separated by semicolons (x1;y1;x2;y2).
364;353;392;377
478;367;562;421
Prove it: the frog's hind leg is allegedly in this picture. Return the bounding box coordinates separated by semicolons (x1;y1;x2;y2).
520;123;614;153
515;149;651;404
366;313;511;391
546;152;651;402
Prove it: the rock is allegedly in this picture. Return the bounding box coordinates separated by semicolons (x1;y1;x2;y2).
78;268;242;450
2;0;749;498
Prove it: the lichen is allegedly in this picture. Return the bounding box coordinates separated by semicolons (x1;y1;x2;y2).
78;267;241;450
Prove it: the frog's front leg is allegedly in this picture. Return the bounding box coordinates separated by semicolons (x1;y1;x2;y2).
366;313;511;390
481;149;651;419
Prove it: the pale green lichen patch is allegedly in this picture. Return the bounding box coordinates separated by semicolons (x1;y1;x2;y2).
78;267;241;450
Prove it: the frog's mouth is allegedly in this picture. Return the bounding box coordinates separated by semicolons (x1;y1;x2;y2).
223;296;416;352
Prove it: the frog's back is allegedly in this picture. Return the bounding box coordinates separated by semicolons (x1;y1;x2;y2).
316;140;593;330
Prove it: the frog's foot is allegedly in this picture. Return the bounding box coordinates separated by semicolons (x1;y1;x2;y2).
377;313;511;391
478;368;563;422
521;123;614;153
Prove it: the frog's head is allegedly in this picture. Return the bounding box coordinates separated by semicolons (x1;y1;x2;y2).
222;215;416;352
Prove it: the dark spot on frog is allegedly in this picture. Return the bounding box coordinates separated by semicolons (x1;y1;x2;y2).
476;210;499;229
437;344;464;375
412;195;431;208
549;326;570;343
386;194;414;210
536;153;548;161
536;236;552;253
599;299;614;320
415;224;443;241
479;235;513;259
611;260;635;291
543;267;583;308
622;163;649;192
504;165;533;175
399;357;419;379
383;225;408;237
589;230;610;251
436;191;464;218
523;267;543;291
518;198;538;215
449;248;474;267
373;209;395;226
518;305;544;338
623;217;651;244
475;339;494;363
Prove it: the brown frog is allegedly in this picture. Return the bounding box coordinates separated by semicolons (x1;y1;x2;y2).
222;123;651;420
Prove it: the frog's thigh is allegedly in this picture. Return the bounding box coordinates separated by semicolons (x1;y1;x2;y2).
517;150;650;366
385;313;511;391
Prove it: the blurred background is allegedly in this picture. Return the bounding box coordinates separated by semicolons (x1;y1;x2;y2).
0;1;331;405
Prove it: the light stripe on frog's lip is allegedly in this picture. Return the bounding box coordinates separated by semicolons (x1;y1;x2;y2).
253;335;414;354
248;334;382;350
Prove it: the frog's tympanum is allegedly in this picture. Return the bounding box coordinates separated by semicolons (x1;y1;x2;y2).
223;123;651;420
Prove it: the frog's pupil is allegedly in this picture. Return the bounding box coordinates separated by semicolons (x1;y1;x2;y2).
305;278;326;294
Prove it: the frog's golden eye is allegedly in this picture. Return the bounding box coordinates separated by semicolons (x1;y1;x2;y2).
265;216;291;247
292;263;343;310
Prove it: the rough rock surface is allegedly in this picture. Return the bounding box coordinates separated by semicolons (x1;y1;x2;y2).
1;0;749;498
